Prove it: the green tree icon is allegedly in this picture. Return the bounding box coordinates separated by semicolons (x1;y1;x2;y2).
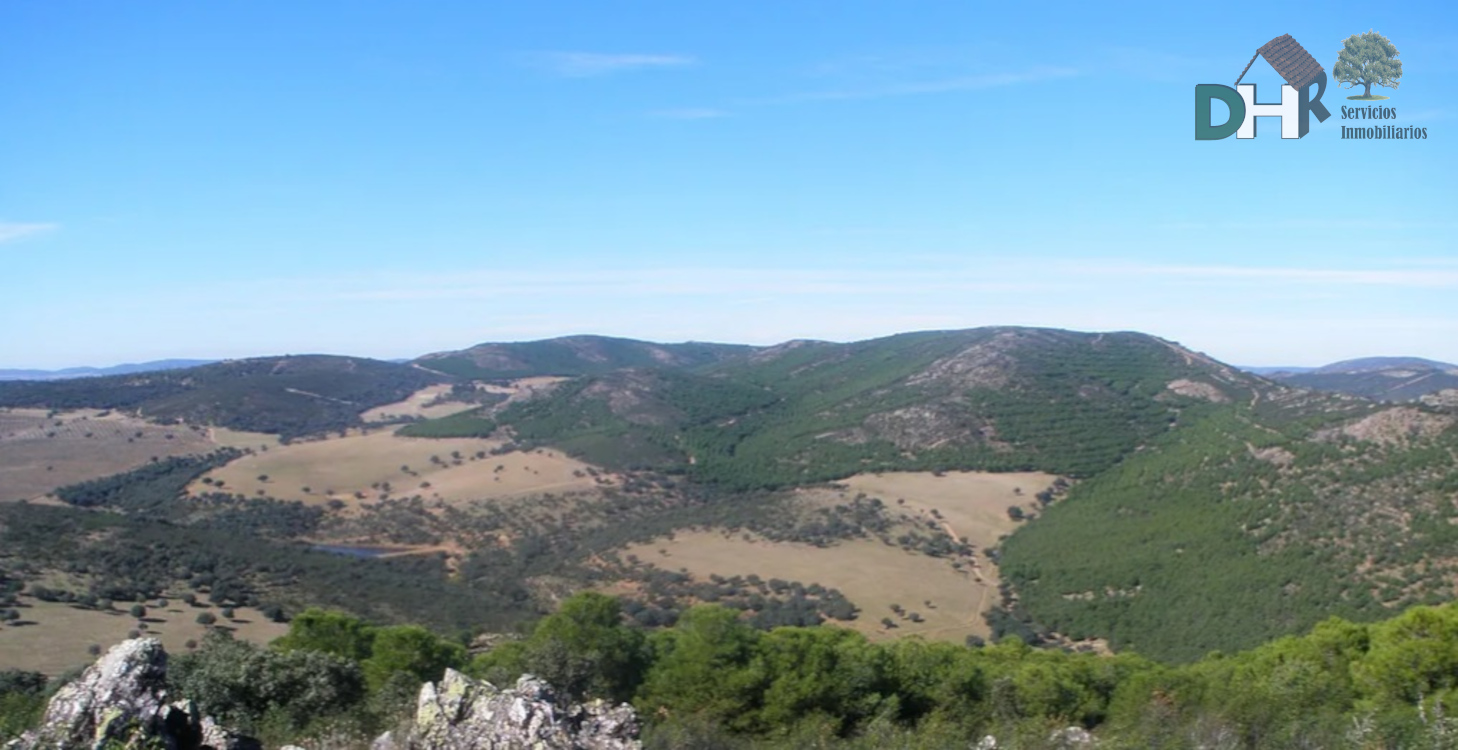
1334;30;1402;99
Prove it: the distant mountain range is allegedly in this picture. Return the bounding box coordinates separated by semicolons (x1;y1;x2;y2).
0;355;444;439
7;344;1457;404
0;359;217;381
1251;356;1458;401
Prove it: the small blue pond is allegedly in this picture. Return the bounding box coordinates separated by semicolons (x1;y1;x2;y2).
309;544;402;559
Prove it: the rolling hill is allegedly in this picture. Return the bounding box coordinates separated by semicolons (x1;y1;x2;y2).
402;326;1458;660
413;334;757;379
1263;356;1458;401
8;327;1458;666
445;327;1269;487
0;359;216;381
0;355;448;439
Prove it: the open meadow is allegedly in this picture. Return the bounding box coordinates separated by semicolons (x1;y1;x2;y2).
360;384;477;423
192;429;602;506
613;471;1060;644
623;529;995;644
0;597;287;676
0;408;274;502
832;470;1057;550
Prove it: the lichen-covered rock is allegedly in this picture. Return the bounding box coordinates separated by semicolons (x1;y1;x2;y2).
1047;726;1096;748
399;671;640;750
974;728;1094;750
7;638;258;750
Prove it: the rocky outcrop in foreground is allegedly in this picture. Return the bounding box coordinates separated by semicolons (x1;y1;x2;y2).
4;638;256;750
375;670;641;750
6;639;641;750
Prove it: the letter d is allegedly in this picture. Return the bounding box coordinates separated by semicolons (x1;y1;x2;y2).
1196;84;1245;140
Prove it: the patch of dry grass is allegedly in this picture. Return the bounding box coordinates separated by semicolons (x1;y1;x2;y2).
623;529;996;644
0;408;221;502
0;597;287;676
360;385;476;423
832;470;1056;550
614;472;1060;645
193;430;601;506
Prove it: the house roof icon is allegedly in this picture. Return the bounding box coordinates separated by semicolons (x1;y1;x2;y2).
1235;34;1326;91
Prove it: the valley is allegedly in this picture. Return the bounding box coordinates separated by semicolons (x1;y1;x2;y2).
3;326;1458;737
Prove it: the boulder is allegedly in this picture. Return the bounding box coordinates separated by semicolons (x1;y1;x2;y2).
396;670;640;750
5;638;258;750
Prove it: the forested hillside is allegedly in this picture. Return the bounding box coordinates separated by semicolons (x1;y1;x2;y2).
424;327;1266;488
9;326;1458;702
396;327;1458;661
999;394;1458;661
414;335;755;379
0;356;448;439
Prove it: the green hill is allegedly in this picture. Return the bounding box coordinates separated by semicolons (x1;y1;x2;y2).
462;327;1266;487
402;326;1458;661
998;392;1458;661
0;356;448;439
1268;357;1458;401
14;327;1458;669
413;335;756;379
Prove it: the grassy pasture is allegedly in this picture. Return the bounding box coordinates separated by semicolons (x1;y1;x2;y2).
0;408;217;502
614;471;1057;644
192;430;602;506
832;470;1056;551
623;530;995;644
360;384;477;423
0;597;287;676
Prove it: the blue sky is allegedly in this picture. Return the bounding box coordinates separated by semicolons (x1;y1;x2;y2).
3;1;1455;368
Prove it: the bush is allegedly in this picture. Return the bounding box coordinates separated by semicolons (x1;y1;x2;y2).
0;670;48;742
362;626;466;691
168;631;367;734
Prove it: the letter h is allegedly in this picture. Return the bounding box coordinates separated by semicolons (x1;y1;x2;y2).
1236;84;1300;139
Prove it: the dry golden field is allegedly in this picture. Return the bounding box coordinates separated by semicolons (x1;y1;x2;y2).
615;471;1060;644
192;430;602;506
0;597;287;676
624;530;994;644
0;408;275;502
360;384;477;423
832;470;1056;550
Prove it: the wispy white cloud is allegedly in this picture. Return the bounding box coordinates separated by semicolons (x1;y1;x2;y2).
1105;46;1221;83
26;256;1458;366
527;51;696;77
0;221;58;244
650;107;729;120
755;65;1080;104
277;266;1054;304
203;256;1458;314
1153;219;1457;231
1080;262;1458;288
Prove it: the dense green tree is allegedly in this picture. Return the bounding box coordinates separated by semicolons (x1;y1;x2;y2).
504;593;648;702
362;625;465;691
272;608;376;662
637;605;763;729
1334;30;1402;98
